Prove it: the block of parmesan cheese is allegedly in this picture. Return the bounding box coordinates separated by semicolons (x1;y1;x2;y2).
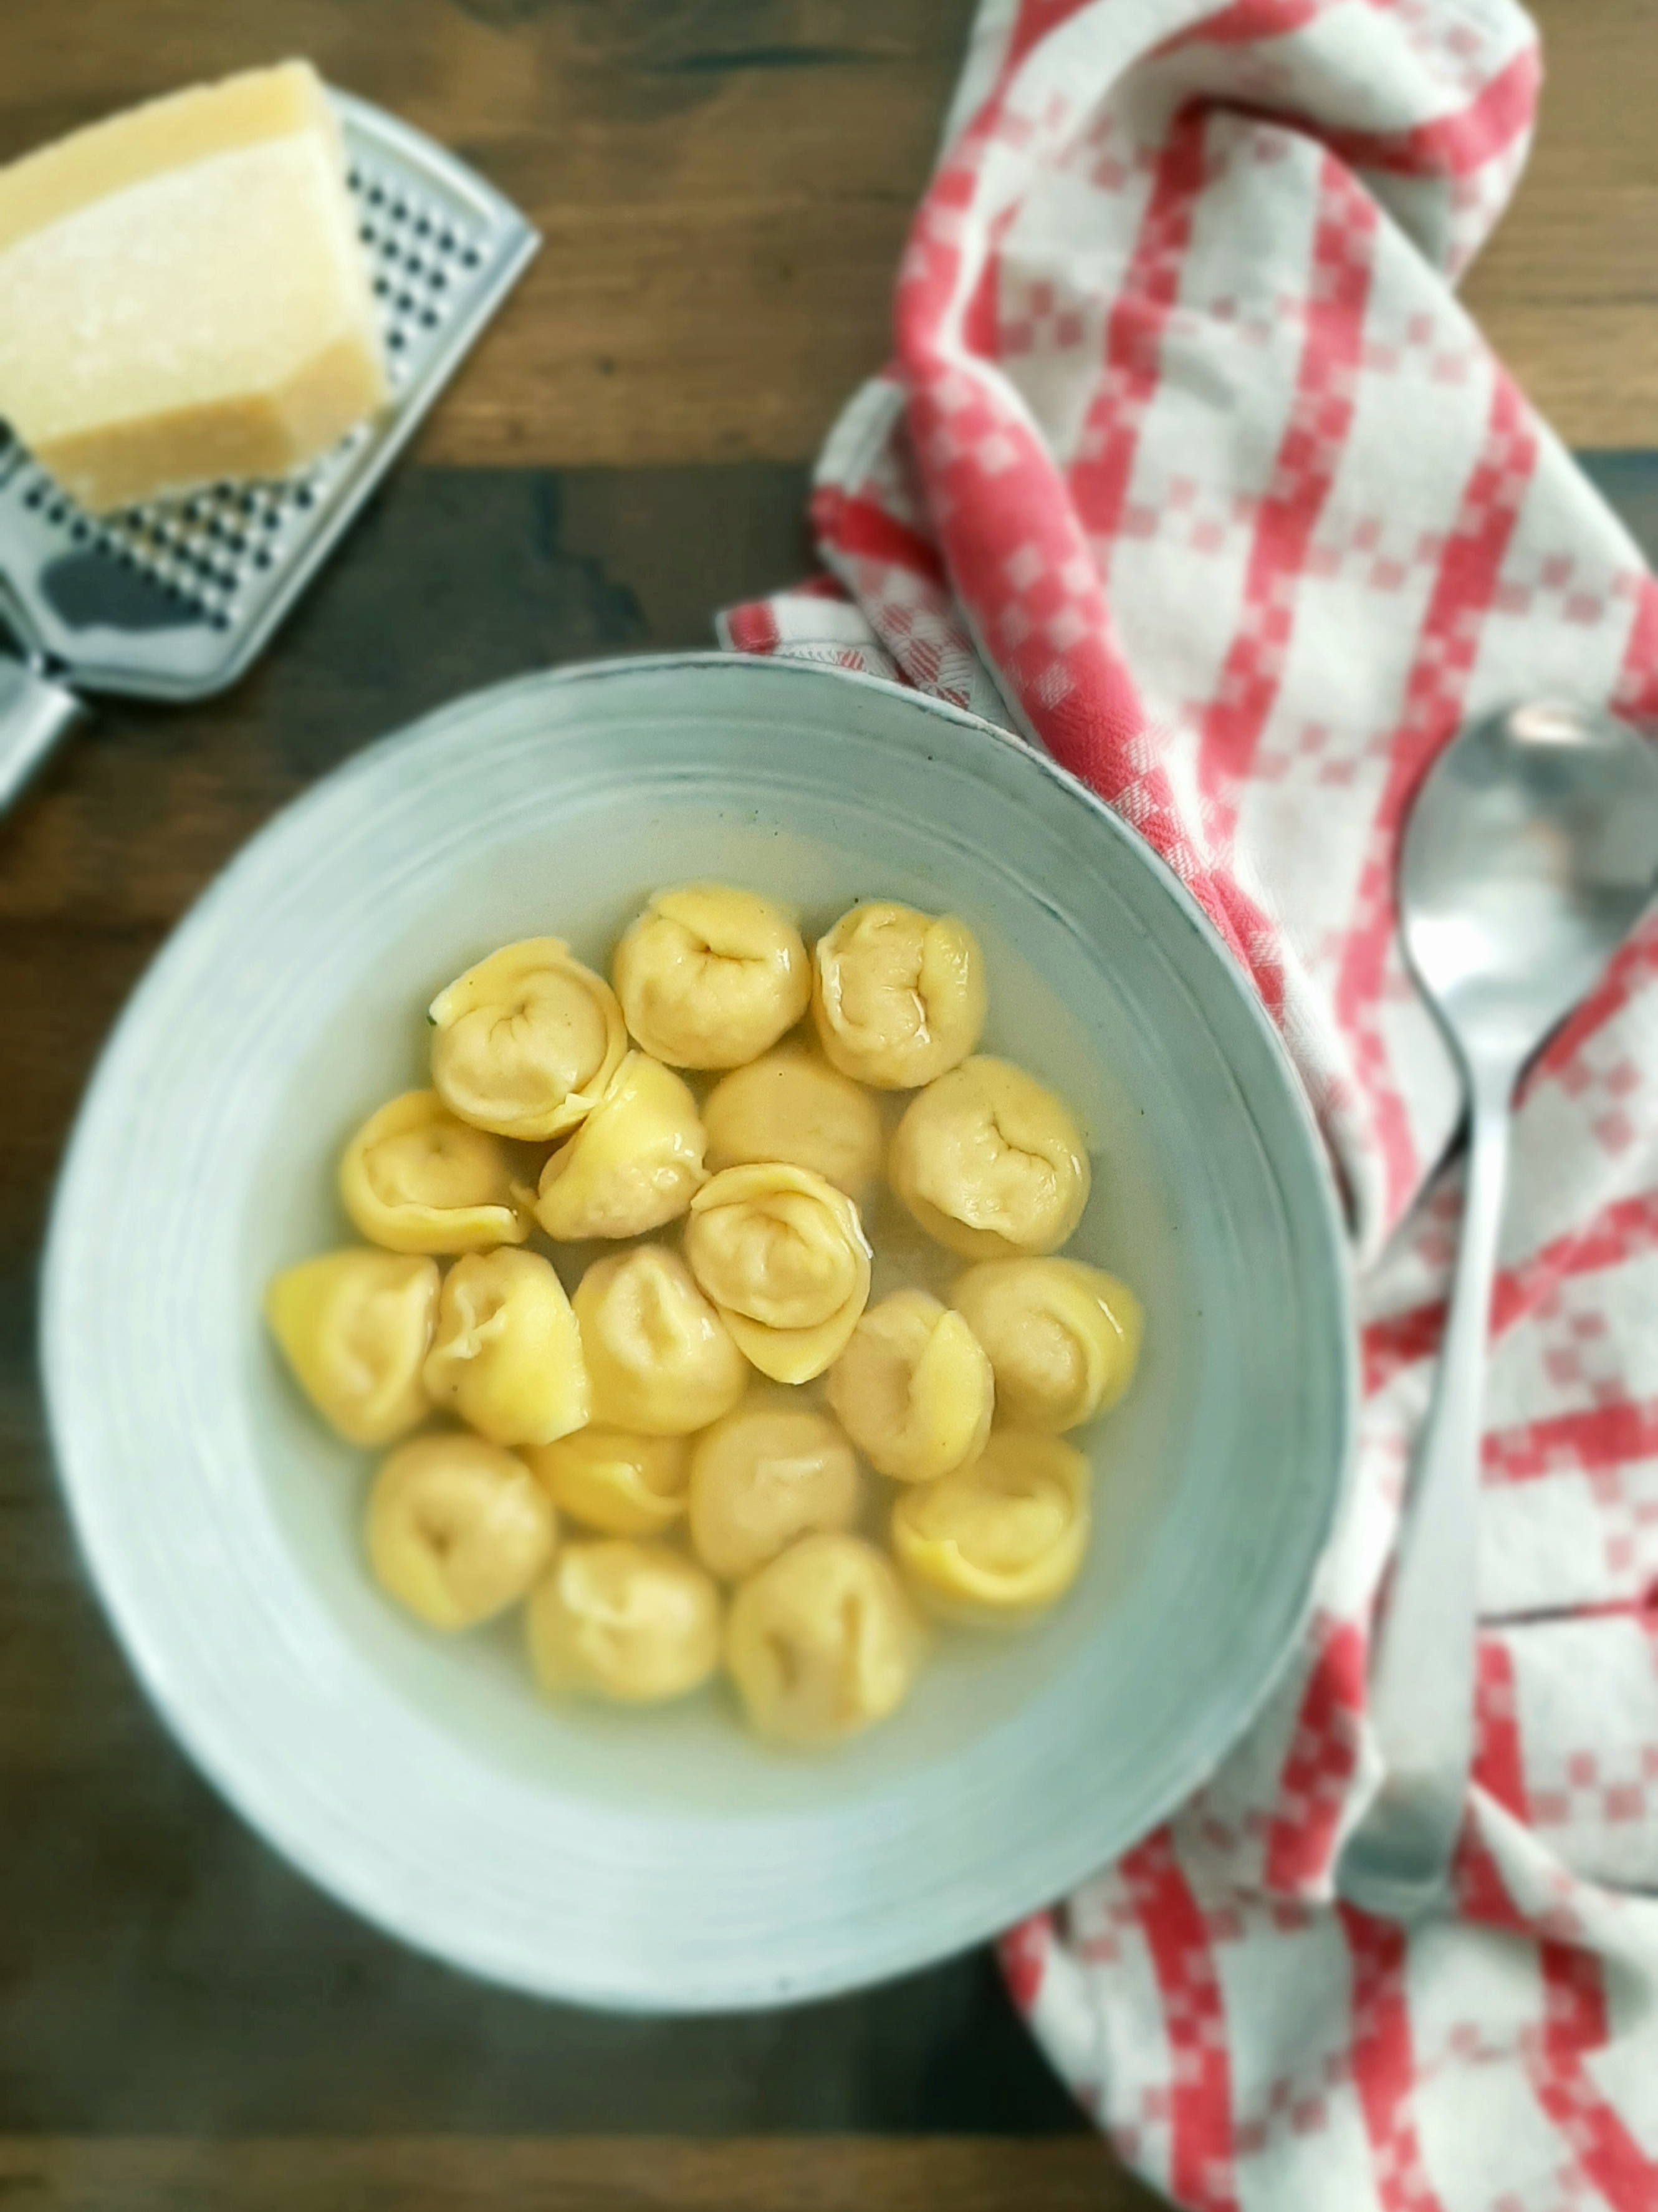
0;60;388;514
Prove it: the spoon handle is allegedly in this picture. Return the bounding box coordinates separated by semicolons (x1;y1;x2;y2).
1339;1065;1512;1920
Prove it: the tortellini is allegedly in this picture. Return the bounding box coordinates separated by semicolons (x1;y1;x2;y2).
367;1433;555;1630
422;1248;590;1448
572;1246;749;1435
612;884;810;1069
826;1289;994;1483
527;1540;721;1702
339;1089;529;1253
273;879;1148;1753
429;938;626;1141
525;1428;689;1537
812;901;986;1089
265;1248;438;1446
702;1048;884;1201
890;1433;1090;1620
532;1051;707;1241
889;1056;1090;1261
688;1400;861;1580
684;1162;872;1383
725;1534;923;1748
951;1258;1142;1431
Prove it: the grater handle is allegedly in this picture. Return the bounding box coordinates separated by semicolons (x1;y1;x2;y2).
0;655;84;815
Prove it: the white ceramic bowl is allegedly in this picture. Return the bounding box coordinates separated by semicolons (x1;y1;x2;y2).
43;655;1352;2011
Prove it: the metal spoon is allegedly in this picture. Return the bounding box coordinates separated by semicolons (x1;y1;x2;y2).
1336;700;1658;1923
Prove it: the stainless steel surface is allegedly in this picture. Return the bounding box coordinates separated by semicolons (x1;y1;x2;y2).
0;91;537;797
0;654;83;812
1338;700;1658;1921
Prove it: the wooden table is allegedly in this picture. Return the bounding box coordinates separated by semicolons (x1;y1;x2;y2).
2;6;1653;2207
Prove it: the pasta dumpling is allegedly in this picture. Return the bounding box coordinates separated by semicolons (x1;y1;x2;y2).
612;883;810;1069
422;1248;589;1448
429;938;626;1141
725;1534;922;1748
951;1258;1142;1431
527;1540;721;1702
533;1051;707;1241
702;1048;883;1201
826;1289;994;1483
367;1433;555;1630
889;1056;1090;1260
684;1162;871;1383
688;1400;861;1580
524;1428;689;1537
339;1089;529;1254
265;1248;438;1446
812;902;986;1089
891;1432;1090;1620
572;1246;749;1435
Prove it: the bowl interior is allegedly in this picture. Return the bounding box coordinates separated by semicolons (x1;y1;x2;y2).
44;656;1350;2008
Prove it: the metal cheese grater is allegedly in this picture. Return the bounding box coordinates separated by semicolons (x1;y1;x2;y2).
0;90;538;812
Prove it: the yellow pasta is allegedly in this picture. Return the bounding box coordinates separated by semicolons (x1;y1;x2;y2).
702;1047;883;1201
613;883;810;1069
725;1534;924;1748
338;1088;529;1254
951;1257;1142;1431
572;1246;749;1435
532;1051;707;1241
811;901;986;1089
422;1248;589;1448
890;1432;1090;1621
279;880;1149;1750
367;1433;555;1630
524;1428;689;1537
889;1056;1090;1260
428;937;626;1140
684;1161;871;1383
527;1540;722;1702
264;1247;438;1446
826;1289;994;1482
688;1399;861;1580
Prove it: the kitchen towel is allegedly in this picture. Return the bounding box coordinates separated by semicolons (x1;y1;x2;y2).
720;3;1658;2205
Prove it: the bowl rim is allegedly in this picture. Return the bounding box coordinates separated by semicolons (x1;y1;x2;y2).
40;650;1356;2010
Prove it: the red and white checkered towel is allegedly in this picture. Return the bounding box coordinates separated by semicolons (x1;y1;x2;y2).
719;1;1658;2202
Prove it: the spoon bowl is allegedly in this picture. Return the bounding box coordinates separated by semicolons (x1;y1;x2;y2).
1401;701;1658;1062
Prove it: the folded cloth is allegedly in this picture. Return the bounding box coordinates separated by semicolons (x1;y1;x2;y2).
719;2;1658;2203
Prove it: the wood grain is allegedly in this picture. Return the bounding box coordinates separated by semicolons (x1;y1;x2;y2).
1;2;1654;2191
0;2139;1157;2212
0;463;1091;2152
2;0;1653;464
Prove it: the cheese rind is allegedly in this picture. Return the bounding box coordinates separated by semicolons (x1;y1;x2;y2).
0;61;386;514
0;60;337;254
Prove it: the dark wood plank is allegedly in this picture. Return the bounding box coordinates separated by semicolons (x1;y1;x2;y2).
3;453;1654;2137
0;464;810;935
0;461;1085;2142
0;2139;1159;2212
2;0;1655;459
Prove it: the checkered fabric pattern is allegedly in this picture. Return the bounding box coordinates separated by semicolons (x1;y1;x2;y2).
718;2;1658;2203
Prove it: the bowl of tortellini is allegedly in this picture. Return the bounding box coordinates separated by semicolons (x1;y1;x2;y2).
42;654;1352;2011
